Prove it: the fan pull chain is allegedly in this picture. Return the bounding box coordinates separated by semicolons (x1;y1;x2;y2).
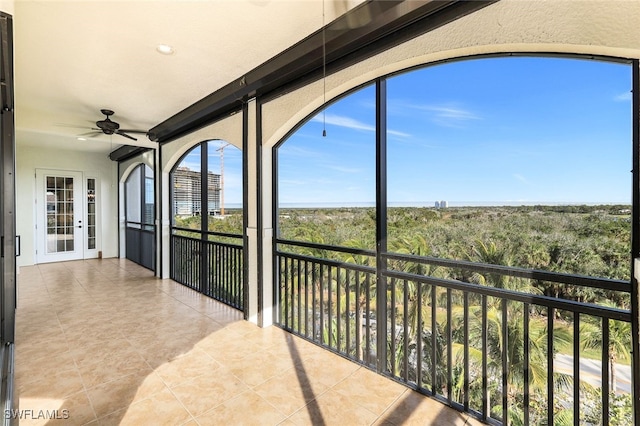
322;0;326;137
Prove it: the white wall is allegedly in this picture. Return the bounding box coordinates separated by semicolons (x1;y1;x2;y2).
0;0;14;16
16;144;118;266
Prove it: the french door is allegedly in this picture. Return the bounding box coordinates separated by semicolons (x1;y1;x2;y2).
36;169;84;263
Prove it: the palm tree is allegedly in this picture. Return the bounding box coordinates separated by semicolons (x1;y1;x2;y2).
581;314;632;393
337;236;376;362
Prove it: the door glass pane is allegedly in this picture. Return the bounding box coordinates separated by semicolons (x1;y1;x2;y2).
144;165;154;225
46;175;75;253
87;178;96;249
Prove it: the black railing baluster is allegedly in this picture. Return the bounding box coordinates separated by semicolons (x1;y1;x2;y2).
524;303;530;426
292;258;297;331
464;291;469;411
574;312;580;426
355;270;361;362
417;282;422;388
279;255;284;324
548;307;554;426
270;243;632;426
432;284;437;397
403;279;409;382
320;263;325;345
366;273;371;366
284;256;290;329
447;288;452;405
502;298;508;426
482;295;488;422
297;257;302;333
328;265;333;348
312;261;317;340
337;267;342;352
390;277;397;376
346;269;351;357
304;260;309;337
602;317;610;426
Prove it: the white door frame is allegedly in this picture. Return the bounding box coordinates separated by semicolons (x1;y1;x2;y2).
35;169;85;263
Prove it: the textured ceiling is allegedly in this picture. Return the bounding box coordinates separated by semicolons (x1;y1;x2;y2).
13;0;361;154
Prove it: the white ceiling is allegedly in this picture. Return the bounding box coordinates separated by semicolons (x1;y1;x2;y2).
13;0;362;154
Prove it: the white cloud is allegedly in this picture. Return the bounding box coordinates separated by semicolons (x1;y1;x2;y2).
389;100;480;127
614;91;632;102
324;164;362;174
311;113;410;137
513;173;531;185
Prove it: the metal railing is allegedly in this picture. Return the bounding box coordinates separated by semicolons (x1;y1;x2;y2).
275;239;632;426
171;229;244;310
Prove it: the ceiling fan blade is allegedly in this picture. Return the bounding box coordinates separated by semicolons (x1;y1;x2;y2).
119;129;149;135
78;131;103;138
116;130;138;141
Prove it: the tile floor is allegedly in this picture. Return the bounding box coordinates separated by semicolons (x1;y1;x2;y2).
15;258;481;426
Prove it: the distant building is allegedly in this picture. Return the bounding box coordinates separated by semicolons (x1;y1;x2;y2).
173;166;221;216
435;200;448;209
435;201;440;208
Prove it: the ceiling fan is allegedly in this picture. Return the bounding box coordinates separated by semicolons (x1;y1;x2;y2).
79;109;148;141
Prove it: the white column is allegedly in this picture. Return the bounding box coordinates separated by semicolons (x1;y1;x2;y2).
246;99;260;324
246;98;275;327
261;144;274;327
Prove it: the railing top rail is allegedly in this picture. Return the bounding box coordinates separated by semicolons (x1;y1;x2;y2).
171;226;243;239
125;221;155;226
276;238;376;257
382;269;631;322
276;250;376;274
171;233;244;249
384;251;630;293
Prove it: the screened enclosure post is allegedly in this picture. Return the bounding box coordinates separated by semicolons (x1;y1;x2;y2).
0;12;15;344
632;58;640;426
242;101;249;319
375;77;388;373
200;142;209;293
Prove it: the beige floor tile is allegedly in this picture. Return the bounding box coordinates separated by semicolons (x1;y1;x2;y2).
59;390;98;426
15;351;77;385
78;351;152;389
153;348;221;387
86;371;168;419
254;368;329;416
332;367;407;416
377;389;471;425
287;388;378;426
228;350;298;387
17;366;85;399
70;339;138;368
171;368;250;417
292;350;360;389
16;259;473;426
97;387;192;426
196;390;286;426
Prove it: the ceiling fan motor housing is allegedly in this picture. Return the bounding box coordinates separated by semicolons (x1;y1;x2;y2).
96;109;120;134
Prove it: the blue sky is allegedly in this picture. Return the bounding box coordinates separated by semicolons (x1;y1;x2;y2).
278;56;633;207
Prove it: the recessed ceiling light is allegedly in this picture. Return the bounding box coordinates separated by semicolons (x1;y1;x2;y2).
77;137;86;141
156;44;175;55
